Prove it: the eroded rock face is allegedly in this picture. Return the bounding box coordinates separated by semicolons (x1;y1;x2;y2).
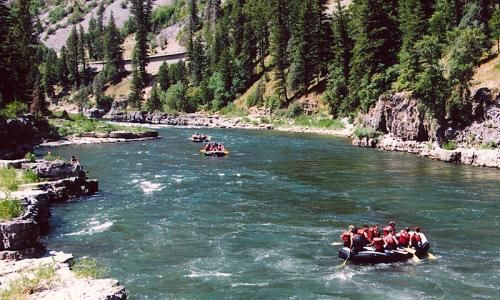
0;220;40;251
361;92;429;141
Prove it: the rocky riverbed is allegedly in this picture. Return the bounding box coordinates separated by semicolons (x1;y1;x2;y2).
0;159;127;299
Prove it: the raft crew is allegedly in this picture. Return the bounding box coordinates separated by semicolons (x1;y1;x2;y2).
339;223;429;253
192;133;209;141
203;142;225;152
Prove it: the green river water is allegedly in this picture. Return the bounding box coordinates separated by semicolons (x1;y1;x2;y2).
42;127;500;299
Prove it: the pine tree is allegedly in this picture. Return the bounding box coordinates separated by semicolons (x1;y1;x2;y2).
144;83;162;111
94;3;105;60
66;26;80;88
348;0;400;111
9;0;39;103
189;37;206;86
491;7;500;53
324;0;353;116
30;75;45;116
157;62;171;91
103;12;124;82
188;0;200;32
87;14;97;60
270;0;290;103
41;48;58;97
79;25;87;85
57;46;70;88
130;0;152;87
0;0;13;104
395;0;428;91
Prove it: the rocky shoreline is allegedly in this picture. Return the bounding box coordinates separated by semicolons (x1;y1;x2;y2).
38;130;160;148
0;159;127;299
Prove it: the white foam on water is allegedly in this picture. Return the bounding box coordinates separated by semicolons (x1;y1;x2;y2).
218;173;225;176
185;271;232;278
236;173;241;177
140;181;163;193
66;221;113;236
231;282;269;287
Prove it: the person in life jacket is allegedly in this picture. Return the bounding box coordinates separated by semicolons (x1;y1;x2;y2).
356;225;369;246
398;227;411;248
410;226;429;251
370;224;380;239
383;228;399;250
388;221;396;233
369;237;384;252
350;226;364;253
340;226;352;247
362;224;372;243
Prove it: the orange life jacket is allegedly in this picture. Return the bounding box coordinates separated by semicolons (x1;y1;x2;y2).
341;231;351;247
399;231;410;246
372;237;384;252
411;233;422;245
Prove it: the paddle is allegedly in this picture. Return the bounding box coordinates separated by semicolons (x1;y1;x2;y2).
331;242;344;246
397;249;421;263
336;251;351;269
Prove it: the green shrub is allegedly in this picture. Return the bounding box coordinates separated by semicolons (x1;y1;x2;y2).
285;102;303;118
442;141;458;150
0;168;19;191
44;152;62;161
0;263;57;298
480;141;497;149
24;152;36;163
48;5;66;24
22;170;39;184
72;258;107;279
0;198;24;221
353;127;380;139
260;116;271;124
0;101;28;119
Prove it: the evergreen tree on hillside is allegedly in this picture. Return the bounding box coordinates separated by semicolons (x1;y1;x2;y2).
130;0;152;87
189;37;206;86
324;0;353;116
491;7;500;53
144;83;162;111
57;46;70;88
348;0;400;111
157;62;171;91
78;25;87;85
87;14;97;60
8;0;39;103
270;0;290;103
40;48;58;98
205;0;221;32
244;0;270;73
0;0;12;104
395;0;428;91
103;12;124;83
93;3;106;60
188;0;200;32
66;26;80;88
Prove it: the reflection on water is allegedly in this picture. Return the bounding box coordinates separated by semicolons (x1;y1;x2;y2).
44;128;500;299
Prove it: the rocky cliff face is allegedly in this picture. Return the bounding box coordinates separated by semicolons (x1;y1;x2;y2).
359;92;431;141
353;89;500;168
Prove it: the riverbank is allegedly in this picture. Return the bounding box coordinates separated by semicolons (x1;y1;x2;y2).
0;158;127;298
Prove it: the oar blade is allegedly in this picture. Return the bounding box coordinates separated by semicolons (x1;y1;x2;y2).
426;252;437;260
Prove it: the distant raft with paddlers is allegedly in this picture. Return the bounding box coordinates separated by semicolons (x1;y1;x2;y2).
191;134;210;142
200;142;229;157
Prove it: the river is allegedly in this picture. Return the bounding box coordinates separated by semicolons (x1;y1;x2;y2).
42;127;500;299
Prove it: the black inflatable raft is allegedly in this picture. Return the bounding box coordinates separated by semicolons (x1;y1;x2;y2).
338;247;415;264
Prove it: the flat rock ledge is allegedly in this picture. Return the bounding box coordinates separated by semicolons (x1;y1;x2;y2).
0;250;126;300
38;130;160;147
353;135;500;168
